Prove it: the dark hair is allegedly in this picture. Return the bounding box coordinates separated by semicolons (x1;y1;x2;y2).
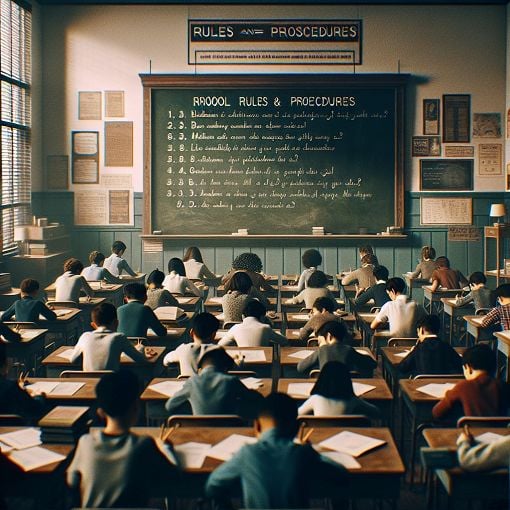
198;347;236;372
96;369;140;418
183;246;203;264
232;252;263;273
386;277;406;295
302;249;322;268
20;278;39;294
0;342;6;367
495;283;510;298
64;258;84;275
311;361;355;400
147;269;165;286
112;241;127;255
469;271;487;286
416;314;440;336
373;265;389;281
168;257;186;276
257;393;298;439
462;344;496;376
359;245;374;256
312;297;336;313
124;283;147;301
435;256;450;269
361;254;377;266
316;320;348;343
307;270;328;289
192;312;220;340
92;302;117;327
421;246;436;260
89;251;105;265
243;299;266;319
225;271;253;294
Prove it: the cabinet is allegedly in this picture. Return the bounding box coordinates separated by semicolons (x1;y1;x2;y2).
484;225;510;287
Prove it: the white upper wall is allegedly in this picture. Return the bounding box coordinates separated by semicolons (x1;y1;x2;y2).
35;4;506;192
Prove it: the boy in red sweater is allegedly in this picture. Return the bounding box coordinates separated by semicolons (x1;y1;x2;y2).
432;344;510;421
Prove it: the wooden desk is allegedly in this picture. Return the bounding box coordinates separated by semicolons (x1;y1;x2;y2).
154;309;194;326
45;282;124;307
174;296;201;312
463;314;495;344
3;329;47;373
281;298;344;314
493;330;510;383
441;298;473;345
423;286;463;315
402;274;429;299
25;377;99;405
280;284;339;299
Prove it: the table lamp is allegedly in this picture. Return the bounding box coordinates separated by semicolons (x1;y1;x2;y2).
489;203;506;226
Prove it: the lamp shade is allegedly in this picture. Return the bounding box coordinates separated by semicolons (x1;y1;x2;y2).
489;203;506;218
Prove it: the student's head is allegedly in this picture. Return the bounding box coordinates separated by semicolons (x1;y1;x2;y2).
89;250;105;266
416;314;440;339
316;320;348;345
225;271;253;294
191;312;220;343
197;347;236;373
147;268;165;287
307;270;328;289
385;277;406;298
124;283;147;302
63;258;84;275
468;271;486;287
495;283;510;305
243;299;266;320
96;369;140;425
302;249;322;269
168;257;186;276
462;344;496;379
232;252;263;273
373;265;389;282
359;245;374;258
421;246;436;261
0;342;7;376
311;361;355;400
255;393;298;439
91;302;118;330
312;297;336;314
435;256;450;269
20;278;39;296
111;240;127;255
183;246;203;263
361;254;377;266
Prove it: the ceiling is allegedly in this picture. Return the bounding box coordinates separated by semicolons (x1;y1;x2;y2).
35;0;510;5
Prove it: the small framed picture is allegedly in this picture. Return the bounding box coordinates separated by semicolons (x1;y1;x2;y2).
423;99;440;135
412;136;441;157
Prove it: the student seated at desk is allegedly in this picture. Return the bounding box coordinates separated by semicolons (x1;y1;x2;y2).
163;257;204;297
397;315;462;376
296;248;322;292
183;246;218;281
480;283;510;331
165;347;262;416
371;277;426;338
70;303;153;371
432;344;510;421
163;312;219;376
298;297;343;342
146;268;179;310
408;245;437;281
67;370;178;508
1;278;56;323
222;252;274;293
0;342;45;420
103;240;137;277
81;250;123;283
341;254;378;291
286;270;337;310
455;271;495;311
352;265;391;310
54;257;94;304
218;300;287;347
359;245;379;266
205;392;347;510
297;321;376;375
430;256;468;291
117;283;167;338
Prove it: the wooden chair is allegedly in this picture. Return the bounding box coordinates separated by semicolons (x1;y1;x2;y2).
0;414;24;426
457;416;510;428
388;337;417;347
297;415;371;427
166;415;248;427
60;370;113;378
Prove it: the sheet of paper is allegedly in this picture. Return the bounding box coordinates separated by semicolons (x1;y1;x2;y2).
352;382;376;397
105;121;133;167
292;314;311;321
109;190;132;225
354;348;372;357
20;330;42;340
416;383;456;398
395;350;411;358
120;352;134;362
176;297;193;304
75;191;107;225
50;382;85;396
287;382;314;397
240;377;263;389
476;432;505;444
7;446;66;472
215;330;228;339
105;90;124;118
227;349;266;362
288;350;313;359
148;380;186;397
292;331;300;336
56;348;76;361
78;92;101;120
174;442;211;469
321;450;362;469
0;440;13;453
0;428;41;450
319;431;386;458
207;434;257;461
25;381;60;396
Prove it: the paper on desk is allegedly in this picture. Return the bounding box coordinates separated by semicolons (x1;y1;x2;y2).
56;348;75;361
215;330;228;339
288;350;313;360
352;382;376;397
292;331;300;337
174;442;211;468
176;297;193;304
148;380;186;397
50;382;85;396
319;431;386;458
287;382;314;397
0;440;13;453
0;428;41;450
25;381;60;396
394;350;411;358
321;451;362;469
207;434;257;461
292;314;311;321
476;432;505;444
354;349;372;357
227;350;266;362
19;330;42;340
241;377;264;389
120;352;134;362
53;309;75;317
416;383;456;398
7;446;66;471
208;297;223;304
155;306;185;321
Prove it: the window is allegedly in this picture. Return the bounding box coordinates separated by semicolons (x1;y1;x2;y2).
1;0;31;255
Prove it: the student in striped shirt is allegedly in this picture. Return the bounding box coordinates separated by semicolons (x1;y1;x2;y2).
480;283;510;331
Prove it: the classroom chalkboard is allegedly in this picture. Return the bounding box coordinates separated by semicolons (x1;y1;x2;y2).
142;75;406;236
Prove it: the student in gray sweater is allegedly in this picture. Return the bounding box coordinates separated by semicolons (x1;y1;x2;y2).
454;272;495;311
67;370;178;508
457;426;510;471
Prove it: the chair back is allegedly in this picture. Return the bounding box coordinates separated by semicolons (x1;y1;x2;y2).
60;370;113;379
413;374;463;380
166;415;248;427
297;415;371;427
457;416;510;428
388;337;417;347
0;414;25;426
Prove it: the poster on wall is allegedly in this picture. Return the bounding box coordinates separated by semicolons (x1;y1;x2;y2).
412;136;441;157
472;113;501;138
105;91;125;118
105;121;133;167
78;91;102;120
72;131;99;184
420;159;473;191
443;94;470;143
423;99;440;135
46;155;69;190
74;189;134;226
478;143;502;176
444;145;474;158
420;197;472;225
109;190;131;224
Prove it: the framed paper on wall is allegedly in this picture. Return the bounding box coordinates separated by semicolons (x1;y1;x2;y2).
423;99;440;135
72;131;99;184
443;94;470;143
420;159;473;191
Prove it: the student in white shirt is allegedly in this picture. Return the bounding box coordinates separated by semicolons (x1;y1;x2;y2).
296;249;322;292
219;300;287;347
55;258;94;304
81;251;122;283
103;240;137;277
163;258;204;297
182;246;218;281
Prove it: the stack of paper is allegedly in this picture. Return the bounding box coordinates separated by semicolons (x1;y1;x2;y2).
319;431;386;458
207;434;257;461
312;226;325;235
148;380;186;397
352;382;376;397
288;350;313;360
241;377;264;390
56;348;76;361
416;383;456;398
287;382;314;397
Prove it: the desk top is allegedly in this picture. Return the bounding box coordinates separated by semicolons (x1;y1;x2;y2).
440;297;473;310
45;282;123;293
381;346;465;368
494;330;510;345
5;308;82;324
25;377;99;400
463;315;485;327
423;286;464;299
78;297;106;307
223;346;273;364
1;328;47;347
399;377;463;404
280;346;375;365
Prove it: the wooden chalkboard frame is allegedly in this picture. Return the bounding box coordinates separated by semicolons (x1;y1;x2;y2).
141;74;407;237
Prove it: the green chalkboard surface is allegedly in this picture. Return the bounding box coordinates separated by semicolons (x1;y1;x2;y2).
142;75;406;236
